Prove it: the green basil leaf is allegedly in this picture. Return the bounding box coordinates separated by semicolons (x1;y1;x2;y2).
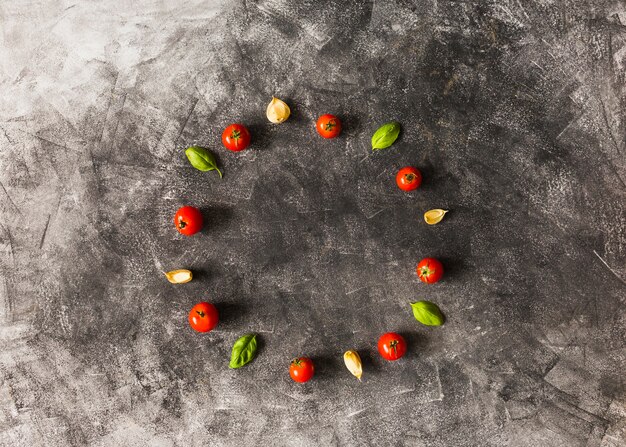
229;334;258;369
371;121;401;150
185;146;223;178
411;301;445;326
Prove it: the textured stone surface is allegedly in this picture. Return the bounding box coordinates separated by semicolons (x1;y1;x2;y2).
1;1;625;446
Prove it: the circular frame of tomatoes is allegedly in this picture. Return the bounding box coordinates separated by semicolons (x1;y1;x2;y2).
174;206;203;236
316;114;342;139
377;332;407;361
188;302;219;333
289;357;315;383
396;166;422;191
416;257;444;284
222;123;251;151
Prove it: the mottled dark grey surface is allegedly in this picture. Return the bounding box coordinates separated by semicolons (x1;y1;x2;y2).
1;1;625;446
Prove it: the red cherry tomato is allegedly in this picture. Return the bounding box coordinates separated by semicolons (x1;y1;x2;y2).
222;124;251;151
416;257;444;284
396;166;422;191
378;332;407;361
316;114;342;138
289;357;315;383
174;206;203;236
188;302;219;333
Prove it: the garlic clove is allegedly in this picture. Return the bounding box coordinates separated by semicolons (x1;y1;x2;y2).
266;97;290;123
343;350;363;381
164;269;193;284
424;209;448;225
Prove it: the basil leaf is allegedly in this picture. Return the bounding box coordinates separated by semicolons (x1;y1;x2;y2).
411;301;445;326
371;122;401;150
185;146;223;178
229;334;258;369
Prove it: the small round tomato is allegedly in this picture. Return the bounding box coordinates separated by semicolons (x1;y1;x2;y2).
378;332;407;361
289;357;314;383
222;124;251;151
174;206;203;236
416;257;444;284
396;166;422;191
188;302;219;333
316;114;342;138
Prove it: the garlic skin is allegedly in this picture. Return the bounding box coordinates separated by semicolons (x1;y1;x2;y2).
343;350;363;381
164;269;193;284
424;209;448;225
266;97;290;123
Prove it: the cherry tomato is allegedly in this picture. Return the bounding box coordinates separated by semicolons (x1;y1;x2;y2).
416;257;444;284
316;114;342;139
289;357;315;383
174;206;203;236
396;166;422;191
188;302;219;333
378;332;407;361
222;124;251;151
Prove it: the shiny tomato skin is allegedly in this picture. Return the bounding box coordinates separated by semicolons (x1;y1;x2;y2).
289;357;314;383
188;302;219;333
416;257;444;284
174;206;203;236
316;114;342;138
378;332;407;361
396;166;422;191
222;124;251;151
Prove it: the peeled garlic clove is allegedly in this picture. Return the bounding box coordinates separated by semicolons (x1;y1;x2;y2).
343;350;363;381
164;269;193;284
266;97;290;123
424;209;448;225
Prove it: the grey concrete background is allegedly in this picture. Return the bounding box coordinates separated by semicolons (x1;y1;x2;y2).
1;0;625;446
